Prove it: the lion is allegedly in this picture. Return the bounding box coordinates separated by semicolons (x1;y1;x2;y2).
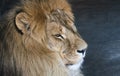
0;0;88;76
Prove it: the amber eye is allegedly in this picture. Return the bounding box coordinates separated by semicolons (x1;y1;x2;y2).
54;34;64;39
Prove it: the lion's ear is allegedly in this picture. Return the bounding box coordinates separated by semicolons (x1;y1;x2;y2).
15;12;30;34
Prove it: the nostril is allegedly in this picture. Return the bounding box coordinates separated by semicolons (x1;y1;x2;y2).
77;50;86;55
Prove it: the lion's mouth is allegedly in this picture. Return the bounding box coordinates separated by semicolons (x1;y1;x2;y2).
65;64;73;66
66;62;83;70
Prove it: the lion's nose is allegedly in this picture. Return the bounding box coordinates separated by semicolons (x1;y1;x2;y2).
77;49;86;55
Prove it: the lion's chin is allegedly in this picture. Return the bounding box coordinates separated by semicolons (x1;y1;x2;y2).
66;58;84;70
66;59;84;76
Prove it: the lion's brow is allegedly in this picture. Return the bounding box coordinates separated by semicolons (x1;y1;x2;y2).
51;9;76;33
59;17;76;34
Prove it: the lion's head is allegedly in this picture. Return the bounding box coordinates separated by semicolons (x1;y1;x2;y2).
0;0;87;76
16;0;87;69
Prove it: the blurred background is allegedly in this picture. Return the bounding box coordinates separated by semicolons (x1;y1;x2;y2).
69;0;120;76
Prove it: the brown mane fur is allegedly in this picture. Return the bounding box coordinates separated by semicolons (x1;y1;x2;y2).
0;0;72;76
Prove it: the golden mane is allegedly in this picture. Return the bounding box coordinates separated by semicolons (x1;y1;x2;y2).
0;0;71;76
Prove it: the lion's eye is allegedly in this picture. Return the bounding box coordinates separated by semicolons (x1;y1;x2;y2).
54;34;64;39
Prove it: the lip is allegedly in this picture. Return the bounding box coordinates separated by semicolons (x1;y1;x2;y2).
65;64;73;66
65;58;84;67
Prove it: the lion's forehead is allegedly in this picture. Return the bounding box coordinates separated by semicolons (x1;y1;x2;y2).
46;9;77;32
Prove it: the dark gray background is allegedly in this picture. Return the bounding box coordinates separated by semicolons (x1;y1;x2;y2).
69;0;120;76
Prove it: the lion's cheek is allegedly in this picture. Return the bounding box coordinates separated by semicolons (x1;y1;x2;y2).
47;39;66;52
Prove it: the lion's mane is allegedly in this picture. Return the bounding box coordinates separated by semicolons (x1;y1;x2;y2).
0;0;72;76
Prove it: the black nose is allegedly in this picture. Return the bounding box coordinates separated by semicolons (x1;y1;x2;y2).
77;49;86;55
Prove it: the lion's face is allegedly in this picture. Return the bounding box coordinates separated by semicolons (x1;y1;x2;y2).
46;9;88;70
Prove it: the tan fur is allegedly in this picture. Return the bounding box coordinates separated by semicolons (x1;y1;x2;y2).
0;0;87;76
